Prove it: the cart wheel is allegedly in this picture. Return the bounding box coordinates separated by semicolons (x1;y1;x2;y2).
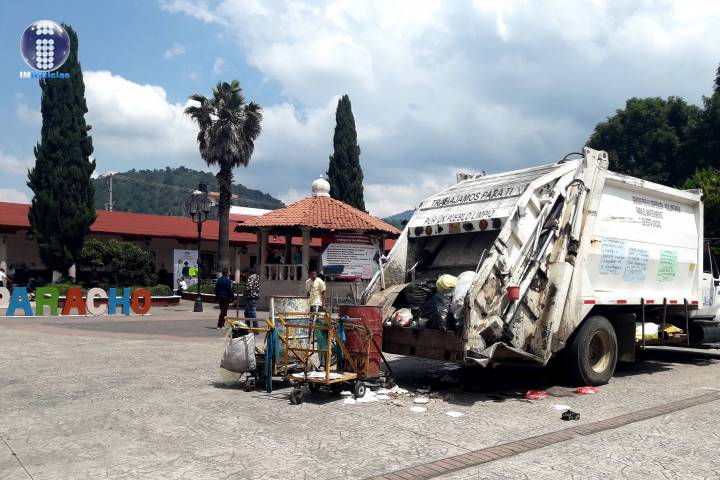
308;382;320;392
244;377;256;392
354;381;367;398
290;387;305;405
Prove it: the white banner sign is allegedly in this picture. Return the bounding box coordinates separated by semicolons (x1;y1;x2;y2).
173;249;199;289
321;243;380;279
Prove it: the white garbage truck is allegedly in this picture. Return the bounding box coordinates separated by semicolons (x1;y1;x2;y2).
363;147;720;385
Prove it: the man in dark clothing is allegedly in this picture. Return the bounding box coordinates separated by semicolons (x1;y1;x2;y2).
215;269;235;329
242;268;260;328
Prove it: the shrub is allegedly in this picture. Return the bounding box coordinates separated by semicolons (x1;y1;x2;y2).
79;239;157;288
46;283;84;296
145;284;172;296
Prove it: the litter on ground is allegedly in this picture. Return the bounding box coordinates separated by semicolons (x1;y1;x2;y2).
414;397;430;404
553;404;572;411
356;390;379;403
576;386;599;394
410;406;427;413
561;410;581;421
445;411;464;418
524;390;549;400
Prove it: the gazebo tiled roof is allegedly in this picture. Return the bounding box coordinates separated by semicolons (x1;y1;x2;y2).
235;179;400;237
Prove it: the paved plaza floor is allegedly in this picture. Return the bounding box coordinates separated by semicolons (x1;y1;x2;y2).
2;301;720;479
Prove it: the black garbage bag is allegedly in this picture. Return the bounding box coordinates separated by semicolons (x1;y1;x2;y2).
421;291;453;330
403;278;437;309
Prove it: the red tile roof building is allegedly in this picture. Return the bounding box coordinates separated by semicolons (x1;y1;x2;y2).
235;195;400;236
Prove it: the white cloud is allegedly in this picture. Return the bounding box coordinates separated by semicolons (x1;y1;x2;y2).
151;1;720;216
163;43;186;59
0;188;30;204
0;149;33;175
15;102;41;125
212;57;225;75
83;71;199;167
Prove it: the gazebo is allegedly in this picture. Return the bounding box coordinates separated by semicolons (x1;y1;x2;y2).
234;177;400;306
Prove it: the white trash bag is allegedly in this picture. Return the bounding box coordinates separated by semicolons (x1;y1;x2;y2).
220;333;256;373
451;271;476;320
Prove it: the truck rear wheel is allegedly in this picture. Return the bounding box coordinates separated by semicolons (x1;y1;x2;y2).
565;315;617;386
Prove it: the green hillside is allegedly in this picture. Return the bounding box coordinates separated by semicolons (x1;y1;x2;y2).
93;166;284;216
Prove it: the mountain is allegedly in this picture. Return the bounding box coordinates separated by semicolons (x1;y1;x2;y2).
383;209;414;228
93;166;284;216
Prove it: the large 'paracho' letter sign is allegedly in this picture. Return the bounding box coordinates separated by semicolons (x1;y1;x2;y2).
0;287;152;316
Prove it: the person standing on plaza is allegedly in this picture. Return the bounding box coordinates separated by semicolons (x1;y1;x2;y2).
242;268;260;328
305;270;326;314
214;269;235;329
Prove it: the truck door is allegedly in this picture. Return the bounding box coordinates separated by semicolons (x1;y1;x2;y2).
697;244;720;319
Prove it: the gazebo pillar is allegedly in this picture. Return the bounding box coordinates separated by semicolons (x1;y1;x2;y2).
234;247;241;283
301;227;311;280
284;235;292;280
258;228;269;280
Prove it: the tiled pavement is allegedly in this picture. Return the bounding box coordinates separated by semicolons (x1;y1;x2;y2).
2;304;720;479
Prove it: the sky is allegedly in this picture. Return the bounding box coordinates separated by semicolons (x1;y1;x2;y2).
1;1;720;217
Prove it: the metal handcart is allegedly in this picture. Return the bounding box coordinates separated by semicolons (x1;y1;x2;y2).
279;312;395;404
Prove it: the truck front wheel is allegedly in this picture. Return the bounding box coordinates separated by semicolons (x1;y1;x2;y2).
565;315;617;386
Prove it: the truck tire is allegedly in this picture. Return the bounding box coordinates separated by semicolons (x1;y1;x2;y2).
565;315;617;386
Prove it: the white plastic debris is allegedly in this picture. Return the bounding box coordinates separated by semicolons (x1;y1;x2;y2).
340;390;353;397
389;386;408;394
410;406;427;413
356;390;379;403
553;404;572;411
445;411;464;418
377;394;390;400
376;388;391;395
414;397;430;404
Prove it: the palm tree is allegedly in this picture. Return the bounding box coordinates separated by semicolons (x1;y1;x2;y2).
185;80;262;273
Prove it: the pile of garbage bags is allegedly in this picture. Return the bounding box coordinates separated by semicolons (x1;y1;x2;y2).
391;271;475;331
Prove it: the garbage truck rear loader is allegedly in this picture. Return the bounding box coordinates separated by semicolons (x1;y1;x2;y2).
363;147;720;385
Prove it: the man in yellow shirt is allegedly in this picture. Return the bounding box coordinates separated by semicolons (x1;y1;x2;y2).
305;270;326;313
305;270;327;366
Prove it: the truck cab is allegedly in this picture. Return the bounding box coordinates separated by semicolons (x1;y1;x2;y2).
697;245;720;319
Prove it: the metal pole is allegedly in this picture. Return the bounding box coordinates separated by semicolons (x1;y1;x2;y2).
661;298;667;346
107;173;113;211
194;220;203;312
640;298;645;350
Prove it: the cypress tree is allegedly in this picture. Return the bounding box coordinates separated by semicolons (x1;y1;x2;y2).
27;24;96;277
327;94;365;211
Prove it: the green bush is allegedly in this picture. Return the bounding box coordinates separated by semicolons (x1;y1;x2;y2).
47;284;84;296
79;239;157;287
139;284;173;296
191;282;245;295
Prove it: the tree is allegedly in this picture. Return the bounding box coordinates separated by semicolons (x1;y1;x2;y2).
79;239;157;288
185;81;263;273
327;95;365;211
688;64;720;172
684;167;720;244
587;97;700;187
27;24;96;277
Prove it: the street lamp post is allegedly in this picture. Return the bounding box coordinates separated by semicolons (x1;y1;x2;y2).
184;185;213;313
